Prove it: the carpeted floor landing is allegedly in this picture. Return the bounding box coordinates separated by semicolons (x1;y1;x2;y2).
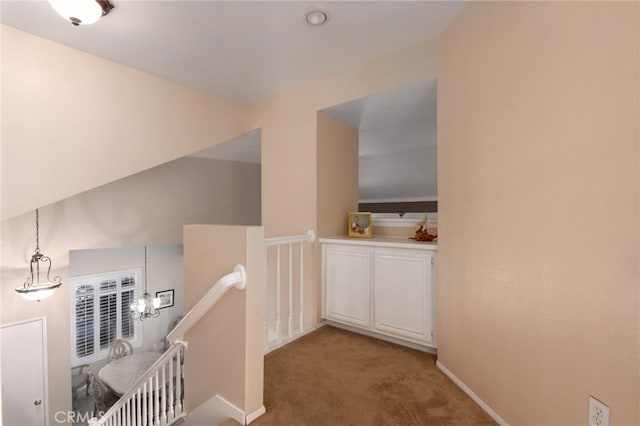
252;326;496;426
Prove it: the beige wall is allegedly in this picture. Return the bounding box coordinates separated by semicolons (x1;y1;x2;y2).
316;112;359;239
183;225;264;414
438;2;639;425
1;25;246;220
247;40;438;327
1;156;261;421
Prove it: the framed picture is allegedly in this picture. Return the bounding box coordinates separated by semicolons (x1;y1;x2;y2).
155;289;174;309
348;212;373;238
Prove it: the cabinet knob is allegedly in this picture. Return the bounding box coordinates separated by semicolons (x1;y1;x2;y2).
34;400;42;406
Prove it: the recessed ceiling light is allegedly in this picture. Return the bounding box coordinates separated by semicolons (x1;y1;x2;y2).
305;8;330;26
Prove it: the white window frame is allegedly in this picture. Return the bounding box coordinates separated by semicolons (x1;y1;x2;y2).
70;268;142;366
372;212;438;228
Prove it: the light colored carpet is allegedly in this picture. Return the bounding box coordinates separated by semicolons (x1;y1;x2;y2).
253;326;496;426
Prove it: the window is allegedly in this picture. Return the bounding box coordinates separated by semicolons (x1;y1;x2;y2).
71;269;141;365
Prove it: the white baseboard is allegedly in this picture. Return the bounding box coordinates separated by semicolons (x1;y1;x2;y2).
245;405;266;424
186;394;244;425
264;322;327;355
326;321;437;355
436;361;508;426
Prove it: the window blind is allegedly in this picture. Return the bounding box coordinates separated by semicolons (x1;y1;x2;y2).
70;269;141;365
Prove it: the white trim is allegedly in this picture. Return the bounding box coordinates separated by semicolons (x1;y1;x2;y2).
373;217;423;228
264;229;315;246
186;394;244;425
372;213;437;228
359;196;438;203
264;322;325;355
326;321;437;354
436;361;509;426
319;236;438;251
1;317;49;426
41;317;49;426
215;395;245;425
245;405;266;424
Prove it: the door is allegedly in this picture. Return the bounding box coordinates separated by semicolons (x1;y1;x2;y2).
323;245;372;327
374;248;433;344
1;318;47;426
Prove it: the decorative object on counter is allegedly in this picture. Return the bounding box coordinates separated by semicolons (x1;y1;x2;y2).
15;209;62;301
348;212;372;238
155;289;175;309
410;215;437;242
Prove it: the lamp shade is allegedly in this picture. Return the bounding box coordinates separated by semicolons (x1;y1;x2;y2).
48;0;104;25
16;283;58;302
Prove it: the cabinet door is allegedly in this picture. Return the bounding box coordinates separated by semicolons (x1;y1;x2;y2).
323;245;372;327
374;248;433;343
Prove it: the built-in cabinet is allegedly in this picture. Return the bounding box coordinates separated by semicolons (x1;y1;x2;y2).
324;245;372;328
321;237;437;350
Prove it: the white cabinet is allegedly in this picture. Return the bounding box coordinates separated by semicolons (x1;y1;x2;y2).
321;238;437;349
374;248;433;344
324;245;372;327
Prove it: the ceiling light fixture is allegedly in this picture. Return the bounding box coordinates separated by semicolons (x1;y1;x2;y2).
15;209;62;302
48;0;114;26
130;246;161;321
304;7;330;26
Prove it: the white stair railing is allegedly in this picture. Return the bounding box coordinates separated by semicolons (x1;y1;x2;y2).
264;230;315;353
90;265;247;426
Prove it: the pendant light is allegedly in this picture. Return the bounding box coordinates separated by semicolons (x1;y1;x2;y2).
15;209;62;302
48;0;114;26
130;246;161;321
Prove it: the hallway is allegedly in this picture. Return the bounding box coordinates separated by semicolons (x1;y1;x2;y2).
254;326;495;425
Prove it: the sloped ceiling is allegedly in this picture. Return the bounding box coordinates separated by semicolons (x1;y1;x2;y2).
323;80;437;202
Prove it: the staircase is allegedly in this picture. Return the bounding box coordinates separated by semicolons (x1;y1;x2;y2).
89;227;315;426
89;265;247;426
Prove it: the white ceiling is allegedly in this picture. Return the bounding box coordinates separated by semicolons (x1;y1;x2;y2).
0;1;464;104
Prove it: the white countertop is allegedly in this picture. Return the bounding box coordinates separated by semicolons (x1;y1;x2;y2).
319;236;438;250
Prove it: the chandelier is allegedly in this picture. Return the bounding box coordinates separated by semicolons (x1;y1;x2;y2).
15;209;62;302
130;246;161;321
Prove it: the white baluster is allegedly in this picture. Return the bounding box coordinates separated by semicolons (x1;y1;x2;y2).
276;245;281;344
175;349;183;414
288;242;293;339
142;382;147;426
154;371;160;425
147;377;153;426
168;355;175;421
264;246;269;350
161;364;167;425
299;241;304;333
136;389;141;426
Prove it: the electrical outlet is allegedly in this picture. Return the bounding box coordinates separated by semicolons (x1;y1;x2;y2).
589;396;610;426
